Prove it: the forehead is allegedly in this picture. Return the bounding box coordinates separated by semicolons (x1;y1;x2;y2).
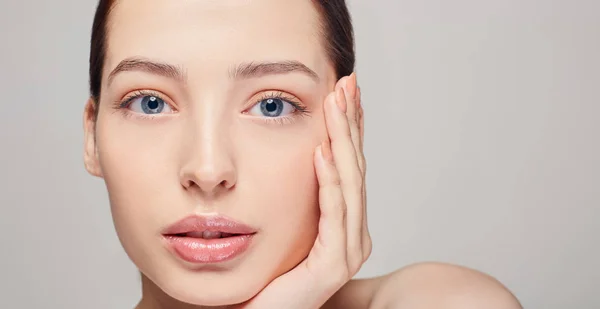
105;0;329;79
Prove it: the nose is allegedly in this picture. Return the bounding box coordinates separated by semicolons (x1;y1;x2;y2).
179;135;237;196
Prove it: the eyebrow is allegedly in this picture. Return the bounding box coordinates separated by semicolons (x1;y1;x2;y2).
231;60;320;82
108;57;186;86
107;58;319;85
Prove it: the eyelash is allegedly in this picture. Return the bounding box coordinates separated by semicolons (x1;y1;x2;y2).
113;90;170;120
248;91;311;126
113;90;311;124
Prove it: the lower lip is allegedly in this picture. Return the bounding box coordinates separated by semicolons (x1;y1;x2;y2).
164;234;254;264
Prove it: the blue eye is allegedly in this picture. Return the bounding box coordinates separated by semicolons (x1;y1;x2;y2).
248;97;297;118
128;95;173;114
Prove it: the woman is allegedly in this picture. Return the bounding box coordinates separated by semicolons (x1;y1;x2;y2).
82;0;522;308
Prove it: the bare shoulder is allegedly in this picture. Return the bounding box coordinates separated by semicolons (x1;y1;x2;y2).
323;262;522;309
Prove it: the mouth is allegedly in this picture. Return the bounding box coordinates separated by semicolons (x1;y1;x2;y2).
169;231;245;239
162;215;257;264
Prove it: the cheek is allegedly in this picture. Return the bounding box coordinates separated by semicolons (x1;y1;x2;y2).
95;118;181;244
237;120;323;217
236;125;322;266
243;141;319;219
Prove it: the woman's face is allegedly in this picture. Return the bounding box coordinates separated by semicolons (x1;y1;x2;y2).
84;0;337;306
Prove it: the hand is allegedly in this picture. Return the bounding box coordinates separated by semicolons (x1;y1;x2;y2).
242;73;370;309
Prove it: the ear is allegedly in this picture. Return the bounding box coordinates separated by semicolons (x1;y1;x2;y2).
83;98;103;178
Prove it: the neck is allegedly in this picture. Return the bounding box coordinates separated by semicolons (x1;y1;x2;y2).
135;273;238;309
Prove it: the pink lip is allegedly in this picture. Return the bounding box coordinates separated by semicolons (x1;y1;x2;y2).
162;215;257;264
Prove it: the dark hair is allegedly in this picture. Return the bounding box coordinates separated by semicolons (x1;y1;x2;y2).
89;0;354;106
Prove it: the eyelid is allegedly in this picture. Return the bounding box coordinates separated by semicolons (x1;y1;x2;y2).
244;90;306;112
117;89;178;111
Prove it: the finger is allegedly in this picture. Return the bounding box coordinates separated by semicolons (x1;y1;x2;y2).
357;86;364;152
361;177;371;261
342;75;368;270
355;86;371;261
341;77;366;195
315;95;348;259
325;83;364;270
326;82;361;188
341;73;362;174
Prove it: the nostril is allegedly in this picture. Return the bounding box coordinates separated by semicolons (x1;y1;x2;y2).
181;178;196;190
180;178;235;194
179;163;237;193
220;179;235;190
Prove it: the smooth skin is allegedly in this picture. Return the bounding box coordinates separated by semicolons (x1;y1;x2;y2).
83;0;522;308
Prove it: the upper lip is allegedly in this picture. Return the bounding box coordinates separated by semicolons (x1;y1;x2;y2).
162;215;257;235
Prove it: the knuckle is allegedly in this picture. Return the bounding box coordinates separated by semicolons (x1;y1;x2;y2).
343;126;353;138
349;178;363;193
339;201;348;221
321;173;342;189
348;117;358;127
322;192;346;219
331;173;342;186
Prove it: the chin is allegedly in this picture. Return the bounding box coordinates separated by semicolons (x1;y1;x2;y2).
143;264;265;307
161;284;256;306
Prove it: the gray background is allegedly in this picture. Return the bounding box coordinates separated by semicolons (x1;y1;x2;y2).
1;0;598;308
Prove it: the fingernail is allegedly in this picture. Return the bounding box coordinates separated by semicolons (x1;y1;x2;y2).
346;72;357;99
335;87;347;113
321;140;333;163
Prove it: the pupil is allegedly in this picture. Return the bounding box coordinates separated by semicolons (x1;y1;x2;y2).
266;99;277;112
147;97;159;110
